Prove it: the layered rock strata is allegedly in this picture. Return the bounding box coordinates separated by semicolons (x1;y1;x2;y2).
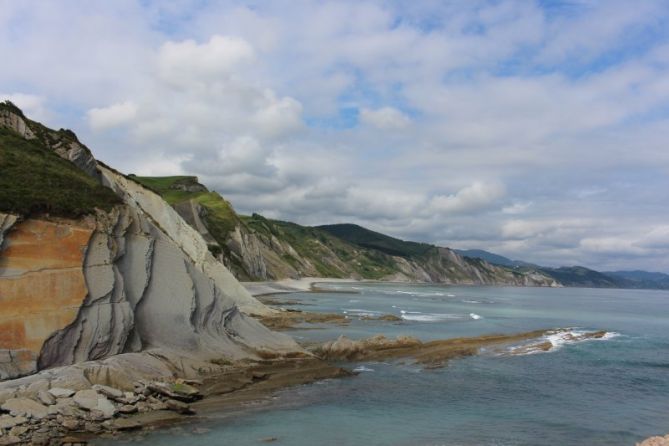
0;105;299;382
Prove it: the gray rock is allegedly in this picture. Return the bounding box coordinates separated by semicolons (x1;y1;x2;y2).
37;390;55;406
61;418;80;431
0;415;27;429
0;398;48;420
72;389;100;411
48;388;75;399
165;399;194;415
118;404;137;414
7;426;27;437
0;389;15;405
73;390;116;419
92;384;123;400
0;435;22;445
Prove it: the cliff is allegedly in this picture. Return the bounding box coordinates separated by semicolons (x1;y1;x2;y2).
0;102;299;381
133;176;558;287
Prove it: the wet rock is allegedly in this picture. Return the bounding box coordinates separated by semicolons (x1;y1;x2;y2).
164;399;194;415
118;405;137;415
111;418;143;431
147;382;201;402
1;398;49;420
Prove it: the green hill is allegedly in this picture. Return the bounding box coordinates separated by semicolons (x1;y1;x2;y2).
0;101;120;218
316;223;434;258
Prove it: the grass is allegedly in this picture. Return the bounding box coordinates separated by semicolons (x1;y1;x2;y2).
0;127;120;218
132;175;241;242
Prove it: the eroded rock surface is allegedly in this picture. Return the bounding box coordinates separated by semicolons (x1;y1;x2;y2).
0;105;298;382
0;218;94;379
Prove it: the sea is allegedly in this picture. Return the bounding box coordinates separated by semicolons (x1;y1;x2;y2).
96;283;669;446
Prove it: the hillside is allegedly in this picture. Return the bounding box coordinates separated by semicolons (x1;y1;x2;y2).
0;104;120;217
135;176;557;287
317;223;433;257
0;102;297;384
453;246;669;289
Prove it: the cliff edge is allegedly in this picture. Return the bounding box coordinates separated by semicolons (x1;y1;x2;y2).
0;102;299;382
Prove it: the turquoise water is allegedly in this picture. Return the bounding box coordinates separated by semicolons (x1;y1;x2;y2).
98;284;669;445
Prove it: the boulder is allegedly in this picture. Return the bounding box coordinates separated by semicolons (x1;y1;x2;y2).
73;390;116;419
72;390;99;411
37;390;55;406
92;384;123;400
0;415;26;429
0;398;48;420
48;388;75;399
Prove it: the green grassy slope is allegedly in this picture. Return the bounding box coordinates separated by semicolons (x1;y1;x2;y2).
242;214;398;279
132;175;240;241
0;126;120;218
537;266;625;288
316;223;434;258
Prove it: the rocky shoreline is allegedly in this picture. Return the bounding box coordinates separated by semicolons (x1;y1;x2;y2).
0;352;349;445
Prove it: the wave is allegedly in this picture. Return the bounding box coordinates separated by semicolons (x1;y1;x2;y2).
469;313;482;320
343;308;384;317
502;328;620;356
400;312;463;322
353;365;375;372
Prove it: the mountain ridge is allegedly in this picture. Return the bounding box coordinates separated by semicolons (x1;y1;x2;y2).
132;175;668;290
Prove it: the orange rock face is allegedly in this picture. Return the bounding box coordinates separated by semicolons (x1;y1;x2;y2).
0;219;93;370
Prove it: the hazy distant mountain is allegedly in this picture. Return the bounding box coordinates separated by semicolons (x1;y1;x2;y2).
605;270;669;289
453;249;537;268
456;249;669;290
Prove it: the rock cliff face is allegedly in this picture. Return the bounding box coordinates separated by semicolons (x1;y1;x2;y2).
0;103;298;381
131;178;558;286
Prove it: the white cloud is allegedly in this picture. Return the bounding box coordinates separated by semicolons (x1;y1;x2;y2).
87;101;138;131
157;35;255;86
2;1;669;271
359;106;411;129
430;182;505;215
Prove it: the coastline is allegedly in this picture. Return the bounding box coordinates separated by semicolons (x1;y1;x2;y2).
241;277;363;297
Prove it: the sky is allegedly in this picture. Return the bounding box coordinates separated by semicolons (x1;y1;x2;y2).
2;0;669;272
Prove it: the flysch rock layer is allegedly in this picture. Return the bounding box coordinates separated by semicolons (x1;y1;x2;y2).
0;106;299;382
0;217;94;379
98;166;271;317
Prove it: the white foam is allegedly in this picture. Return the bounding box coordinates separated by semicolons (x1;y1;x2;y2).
469;313;482;320
506;329;620;356
353;365;375;372
344;308;383;317
401;313;463;322
463;299;481;304
447;294;456;297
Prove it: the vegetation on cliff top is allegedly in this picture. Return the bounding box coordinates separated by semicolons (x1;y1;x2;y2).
0;126;120;218
317;223;434;258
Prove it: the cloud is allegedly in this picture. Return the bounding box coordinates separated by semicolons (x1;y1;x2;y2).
87;101;138;130
359;107;411;129
430;182;505;215
2;0;669;271
157;35;255;86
